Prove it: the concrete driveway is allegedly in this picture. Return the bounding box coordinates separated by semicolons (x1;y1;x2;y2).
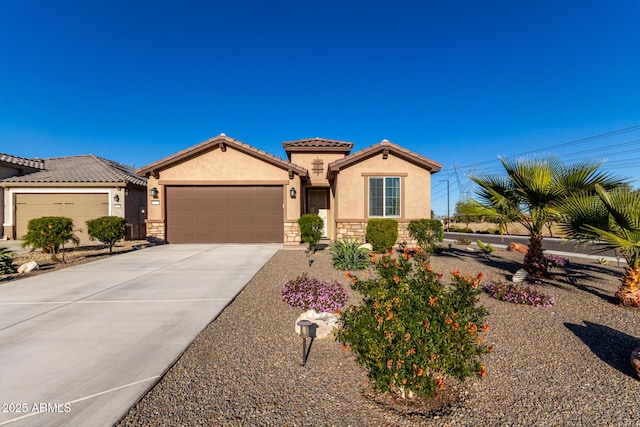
0;244;280;426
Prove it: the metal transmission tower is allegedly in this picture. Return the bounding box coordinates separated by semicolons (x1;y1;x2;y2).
452;162;477;201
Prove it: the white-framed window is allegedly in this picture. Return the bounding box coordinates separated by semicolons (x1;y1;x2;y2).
369;176;401;217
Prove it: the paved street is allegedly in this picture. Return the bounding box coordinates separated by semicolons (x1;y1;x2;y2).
0;244;280;427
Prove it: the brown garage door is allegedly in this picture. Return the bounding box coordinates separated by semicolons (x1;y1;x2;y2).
15;193;109;243
165;186;283;243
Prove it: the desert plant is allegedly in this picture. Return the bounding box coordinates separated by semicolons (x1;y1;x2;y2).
21;216;79;262
336;251;490;399
457;237;472;245
476;240;495;253
366;219;398;252
0;247;15;274
282;272;348;313
298;214;324;252
407;219;443;256
87;216;128;253
330;239;370;271
544;254;569;268
484;281;556;308
558;184;640;306
470;156;624;278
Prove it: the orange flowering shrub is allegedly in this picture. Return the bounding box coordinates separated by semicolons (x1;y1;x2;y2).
335;251;490;398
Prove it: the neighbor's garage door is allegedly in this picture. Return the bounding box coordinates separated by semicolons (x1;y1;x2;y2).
165;186;283;243
15;193;109;243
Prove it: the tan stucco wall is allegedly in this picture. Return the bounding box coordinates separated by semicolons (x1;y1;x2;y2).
334;152;433;221
144;145;302;242
290;152;346;186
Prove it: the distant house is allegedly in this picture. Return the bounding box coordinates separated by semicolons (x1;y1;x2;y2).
0;154;147;243
137;135;441;244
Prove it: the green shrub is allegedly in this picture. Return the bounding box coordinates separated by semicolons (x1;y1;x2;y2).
336;252;490;399
457;237;472;245
476;240;495;253
0;247;15;274
330;239;370;271
298;214;324;251
366;219;398;252
21;216;79;262
87;216;128;253
407;219;444;255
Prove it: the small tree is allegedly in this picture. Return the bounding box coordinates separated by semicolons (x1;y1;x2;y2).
407;219;443;258
298;214;324;252
366;219;398;252
22;216;79;262
87;216;128;253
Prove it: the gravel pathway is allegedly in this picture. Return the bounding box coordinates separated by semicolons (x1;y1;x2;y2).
117;245;640;426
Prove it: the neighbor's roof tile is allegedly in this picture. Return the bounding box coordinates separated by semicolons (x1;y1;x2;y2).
0;153;45;170
0;155;147;186
282;137;354;152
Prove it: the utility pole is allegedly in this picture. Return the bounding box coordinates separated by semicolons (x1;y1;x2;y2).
439;179;450;231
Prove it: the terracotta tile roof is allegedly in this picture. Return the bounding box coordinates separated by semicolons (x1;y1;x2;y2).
282;137;354;152
0;155;147;187
0;153;45;170
327;140;442;176
137;134;309;178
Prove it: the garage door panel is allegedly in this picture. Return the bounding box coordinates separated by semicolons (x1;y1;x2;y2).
165;186;283;243
15;193;109;243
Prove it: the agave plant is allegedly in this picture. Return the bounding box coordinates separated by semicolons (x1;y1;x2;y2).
558;184;640;306
0;247;16;274
330;238;370;271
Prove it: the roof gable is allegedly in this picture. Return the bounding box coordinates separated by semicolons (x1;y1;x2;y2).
137;134;308;179
0;155;146;186
327;140;442;177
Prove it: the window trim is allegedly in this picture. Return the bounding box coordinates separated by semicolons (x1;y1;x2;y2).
367;175;402;218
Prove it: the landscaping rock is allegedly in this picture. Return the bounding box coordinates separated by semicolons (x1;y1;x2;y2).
358;243;373;252
17;261;39;274
631;347;640;379
295;310;338;339
508;242;529;253
512;268;529;283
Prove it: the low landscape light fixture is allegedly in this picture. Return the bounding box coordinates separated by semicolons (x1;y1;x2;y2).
289;187;296;198
150;187;159;199
296;319;313;366
113;194;120;203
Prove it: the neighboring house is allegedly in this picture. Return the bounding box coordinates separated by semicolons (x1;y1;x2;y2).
0;154;147;243
137;135;441;245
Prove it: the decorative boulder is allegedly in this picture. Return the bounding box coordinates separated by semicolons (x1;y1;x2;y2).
295;310;339;339
358;243;373;252
18;261;39;274
512;268;529;283
508;242;529;253
631;347;640;379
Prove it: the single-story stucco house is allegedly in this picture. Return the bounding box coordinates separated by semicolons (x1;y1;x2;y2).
137;135;441;245
0;154;147;243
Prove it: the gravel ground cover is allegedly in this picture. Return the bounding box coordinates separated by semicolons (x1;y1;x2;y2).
115;244;640;426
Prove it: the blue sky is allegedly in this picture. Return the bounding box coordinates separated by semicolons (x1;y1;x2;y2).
2;1;639;216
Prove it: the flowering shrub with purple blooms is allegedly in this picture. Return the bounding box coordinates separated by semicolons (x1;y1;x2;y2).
544;255;569;268
282;273;348;312
484;281;556;308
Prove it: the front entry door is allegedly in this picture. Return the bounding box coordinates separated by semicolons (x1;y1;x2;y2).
307;188;329;238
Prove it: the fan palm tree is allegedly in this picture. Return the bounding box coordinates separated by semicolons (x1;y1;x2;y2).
470;156;625;278
558;184;640;306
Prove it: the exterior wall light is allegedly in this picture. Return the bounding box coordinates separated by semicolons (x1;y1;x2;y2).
113;194;120;203
296;319;313;366
289;187;296;198
150;187;159;199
